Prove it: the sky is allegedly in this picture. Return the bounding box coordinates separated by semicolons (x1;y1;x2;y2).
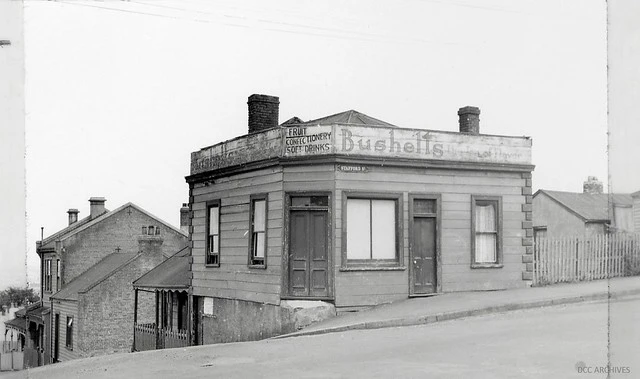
1;0;622;288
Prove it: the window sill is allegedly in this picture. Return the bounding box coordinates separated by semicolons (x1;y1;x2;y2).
248;264;266;270
471;263;504;269
340;266;406;272
204;264;220;268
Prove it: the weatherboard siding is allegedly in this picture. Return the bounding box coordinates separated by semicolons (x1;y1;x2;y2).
52;299;79;362
190;167;284;305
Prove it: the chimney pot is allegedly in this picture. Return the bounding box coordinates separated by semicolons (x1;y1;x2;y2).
248;94;279;134
89;197;106;219
458;106;481;134
583;176;604;194
67;209;79;225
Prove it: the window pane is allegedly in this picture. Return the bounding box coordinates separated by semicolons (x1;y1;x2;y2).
347;199;371;259
476;234;497;263
476;203;496;232
209;206;219;234
213;235;219;254
310;196;328;207
414;199;436;214
254;232;265;258
291;196;310;207
371;200;396;259
253;200;266;232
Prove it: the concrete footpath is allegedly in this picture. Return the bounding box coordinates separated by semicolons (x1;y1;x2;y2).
276;276;640;339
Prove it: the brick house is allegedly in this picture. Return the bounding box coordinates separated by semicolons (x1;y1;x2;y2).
185;94;534;345
532;177;634;240
10;198;188;365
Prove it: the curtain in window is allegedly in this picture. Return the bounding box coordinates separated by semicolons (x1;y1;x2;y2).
475;203;496;263
208;206;219;254
253;200;266;258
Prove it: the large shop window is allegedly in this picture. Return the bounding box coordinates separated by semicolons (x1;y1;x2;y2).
345;196;400;266
471;196;502;267
206;200;221;266
249;195;267;267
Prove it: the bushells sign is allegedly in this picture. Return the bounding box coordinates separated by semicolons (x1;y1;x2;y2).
190;124;532;175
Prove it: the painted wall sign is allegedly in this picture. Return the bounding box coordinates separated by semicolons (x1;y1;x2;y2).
190;124;532;175
283;125;333;156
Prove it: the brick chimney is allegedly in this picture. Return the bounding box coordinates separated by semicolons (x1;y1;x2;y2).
89;197;106;219
583;176;603;194
137;234;164;270
458;106;481;134
180;203;190;234
248;94;279;134
67;209;79;225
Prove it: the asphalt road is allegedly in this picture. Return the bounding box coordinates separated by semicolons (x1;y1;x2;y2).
3;295;639;379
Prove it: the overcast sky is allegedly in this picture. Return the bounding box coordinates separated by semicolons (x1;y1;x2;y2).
3;0;626;287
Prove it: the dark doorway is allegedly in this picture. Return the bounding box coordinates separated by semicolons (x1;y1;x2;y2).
287;195;330;298
410;197;439;295
54;314;60;362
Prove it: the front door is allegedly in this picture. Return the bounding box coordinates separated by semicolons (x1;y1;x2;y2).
288;206;329;298
411;198;438;295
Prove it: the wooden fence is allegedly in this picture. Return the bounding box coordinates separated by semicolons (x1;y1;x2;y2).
134;323;189;351
533;233;640;286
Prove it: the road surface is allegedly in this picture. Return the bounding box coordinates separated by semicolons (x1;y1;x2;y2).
3;295;638;378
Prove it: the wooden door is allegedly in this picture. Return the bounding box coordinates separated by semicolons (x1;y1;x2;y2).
288;210;329;297
411;198;438;295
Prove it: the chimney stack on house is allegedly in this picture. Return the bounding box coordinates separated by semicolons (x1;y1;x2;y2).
180;203;190;234
458;106;481;135
89;197;107;219
583;176;604;194
67;209;79;225
248;94;279;134
138;233;164;270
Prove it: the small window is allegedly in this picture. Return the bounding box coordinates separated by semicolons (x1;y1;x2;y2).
44;259;52;292
249;195;268;267
472;196;502;267
56;259;61;290
345;196;399;264
66;316;73;350
533;227;547;243
206;201;220;266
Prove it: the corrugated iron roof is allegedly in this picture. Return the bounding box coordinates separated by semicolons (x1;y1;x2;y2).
51;253;138;301
300;110;397;128
133;247;189;289
536;190;633;221
4;317;26;333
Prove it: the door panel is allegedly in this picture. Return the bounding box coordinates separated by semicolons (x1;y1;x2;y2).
412;217;437;294
288;210;329;297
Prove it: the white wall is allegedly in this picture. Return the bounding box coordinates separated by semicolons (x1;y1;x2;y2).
0;0;27;290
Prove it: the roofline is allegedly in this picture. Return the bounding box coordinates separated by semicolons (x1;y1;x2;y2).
132;246;189;287
632;190;640;198
133;284;189;290
534;190;589;222
46;202;187;245
51;253;141;300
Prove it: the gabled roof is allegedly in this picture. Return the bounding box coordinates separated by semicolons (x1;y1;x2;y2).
300;110;397;128
632;190;640;198
534;190;633;222
51;253;139;301
133;246;189;290
39;202;187;250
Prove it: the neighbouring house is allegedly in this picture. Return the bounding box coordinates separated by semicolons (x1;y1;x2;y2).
185;94;535;345
633;190;640;232
6;198;188;366
131;246;190;352
532;177;634;240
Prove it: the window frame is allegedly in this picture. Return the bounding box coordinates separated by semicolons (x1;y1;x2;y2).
470;195;503;268
56;259;60;291
65;316;73;350
205;199;221;267
341;191;404;270
248;193;268;268
44;259;52;293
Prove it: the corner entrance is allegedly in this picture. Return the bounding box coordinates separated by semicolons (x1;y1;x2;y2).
286;195;330;298
410;196;439;295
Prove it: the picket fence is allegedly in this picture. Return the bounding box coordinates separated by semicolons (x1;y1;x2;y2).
533;233;640;286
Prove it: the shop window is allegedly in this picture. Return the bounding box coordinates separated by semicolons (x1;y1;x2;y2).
44;259;52;292
206;200;221;266
66;316;73;350
344;194;401;267
471;196;503;267
249;195;268;267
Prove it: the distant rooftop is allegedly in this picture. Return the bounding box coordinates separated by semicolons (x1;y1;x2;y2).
297;109;397;128
535;190;633;222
